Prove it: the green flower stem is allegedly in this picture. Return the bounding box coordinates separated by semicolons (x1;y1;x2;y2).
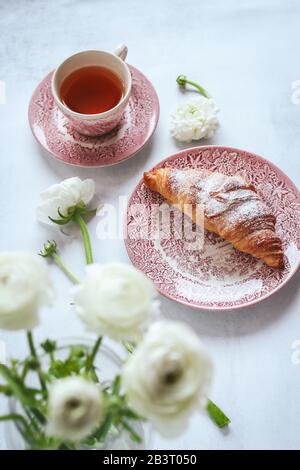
123;341;135;354
39;240;80;285
51;252;80;284
74;213;94;265
176;74;210;98
86;336;102;372
121;420;142;443
206;398;230;428
26;331;47;393
0;413;39;445
21;361;29;382
0;413;27;424
0;384;11;394
184;79;210;98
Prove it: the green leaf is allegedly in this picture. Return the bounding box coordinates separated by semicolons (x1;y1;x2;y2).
87;367;99;383
86;337;102;373
41;339;57;354
58;207;71;219
81;207;98;218
73;202;86;213
0;413;28;425
69;346;86;359
0;364;37;407
206;399;231;428
24;408;43;432
26;357;40;370
48;215;73;225
29;406;47;425
10;359;20;374
123;341;136;354
0;384;11;395
39;240;57;258
112;375;121;395
119;407;144;421
93;413;114;442
48;348;87;379
0;413;38;445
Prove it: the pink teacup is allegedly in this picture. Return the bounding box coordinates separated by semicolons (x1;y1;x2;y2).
51;45;131;136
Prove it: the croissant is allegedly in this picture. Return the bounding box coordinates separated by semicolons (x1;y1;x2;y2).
144;168;284;269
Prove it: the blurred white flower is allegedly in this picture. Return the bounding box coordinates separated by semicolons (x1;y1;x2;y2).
73;263;159;341
37;177;95;224
47;376;103;442
0;252;52;331
122;321;213;436
170;97;219;142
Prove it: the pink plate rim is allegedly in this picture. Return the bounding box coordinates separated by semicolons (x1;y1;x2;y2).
124;145;300;311
28;66;160;168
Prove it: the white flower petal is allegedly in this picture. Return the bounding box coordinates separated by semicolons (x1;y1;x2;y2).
80;179;95;205
170;97;219;142
47;377;103;442
72;262;159;341
122;321;213;437
0;252;53;331
37;177;96;225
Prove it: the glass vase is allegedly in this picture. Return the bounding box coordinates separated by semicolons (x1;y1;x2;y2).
4;337;151;450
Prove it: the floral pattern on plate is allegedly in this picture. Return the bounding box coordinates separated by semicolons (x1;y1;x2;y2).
28;66;159;167
125;146;300;310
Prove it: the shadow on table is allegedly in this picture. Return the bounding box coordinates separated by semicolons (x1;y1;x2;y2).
160;268;300;338
34;135;156;191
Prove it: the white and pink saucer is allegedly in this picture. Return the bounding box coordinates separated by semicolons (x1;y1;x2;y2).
28;65;159;167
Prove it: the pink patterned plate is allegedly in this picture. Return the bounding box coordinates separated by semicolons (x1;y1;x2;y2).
125;146;300;311
28;65;159;167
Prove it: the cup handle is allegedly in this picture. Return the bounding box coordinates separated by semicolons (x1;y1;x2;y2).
114;44;128;61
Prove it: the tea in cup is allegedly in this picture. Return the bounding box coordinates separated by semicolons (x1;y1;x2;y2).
51;45;131;136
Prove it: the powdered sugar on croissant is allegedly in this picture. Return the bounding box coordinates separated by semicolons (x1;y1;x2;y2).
144;168;284;269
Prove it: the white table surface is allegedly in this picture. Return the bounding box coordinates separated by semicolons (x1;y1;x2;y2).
0;0;300;450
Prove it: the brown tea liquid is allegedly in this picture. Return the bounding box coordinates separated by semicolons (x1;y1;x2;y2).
60;66;124;114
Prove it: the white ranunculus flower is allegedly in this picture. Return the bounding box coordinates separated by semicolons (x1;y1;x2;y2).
121;321;213;436
37;177;95;224
170;97;219;142
73;263;159;341
47;376;104;442
0;252;52;331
